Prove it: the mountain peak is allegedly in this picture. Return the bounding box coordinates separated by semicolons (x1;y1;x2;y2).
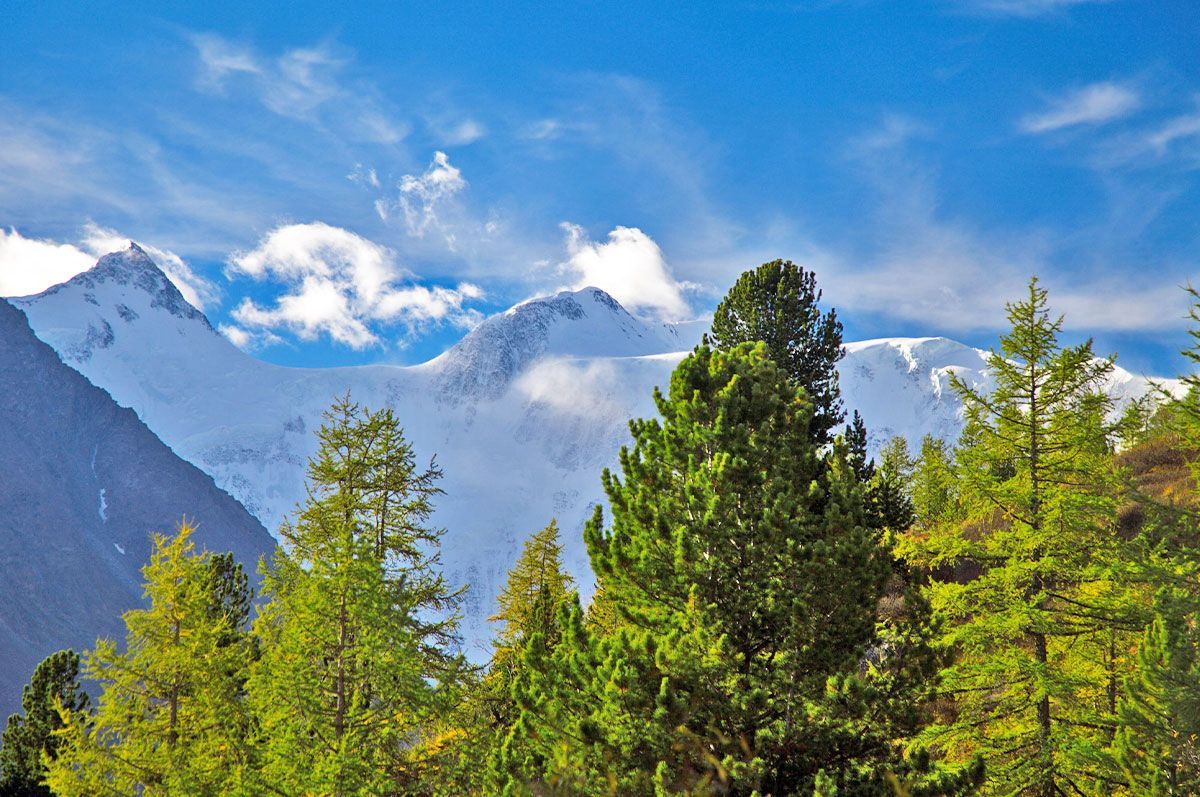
30;245;208;327
432;286;676;403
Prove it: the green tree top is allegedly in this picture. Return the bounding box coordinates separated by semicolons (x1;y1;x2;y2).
708;259;845;443
46;523;255;796
489;519;574;668
903;277;1134;795
0;650;89;797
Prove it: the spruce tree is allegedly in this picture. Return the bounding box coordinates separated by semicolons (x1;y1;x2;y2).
246;395;465;796
708;259;845;443
499;344;977;795
867;434;917;535
46;524;255;796
0;651;88;797
900;278;1140;794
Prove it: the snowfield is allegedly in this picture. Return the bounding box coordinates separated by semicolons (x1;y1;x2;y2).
14;246;1174;655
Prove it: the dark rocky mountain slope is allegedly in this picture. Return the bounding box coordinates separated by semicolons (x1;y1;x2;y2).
0;298;275;716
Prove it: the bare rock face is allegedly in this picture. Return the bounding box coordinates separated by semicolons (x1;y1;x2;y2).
0;298;274;716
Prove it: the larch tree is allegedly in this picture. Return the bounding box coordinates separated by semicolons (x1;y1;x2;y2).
45;524;255;796
246;395;465;796
488;520;574;705
910;435;958;534
901;278;1141;795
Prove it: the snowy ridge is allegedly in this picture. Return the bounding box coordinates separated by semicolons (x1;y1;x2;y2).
14;247;1176;656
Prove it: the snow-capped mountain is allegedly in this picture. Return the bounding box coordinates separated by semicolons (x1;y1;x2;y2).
11;245;1173;656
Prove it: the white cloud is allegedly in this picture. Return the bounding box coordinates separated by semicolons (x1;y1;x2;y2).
80;223;217;310
226;222;483;349
0;228;96;297
558;224;692;320
956;0;1112;16
192;34;261;90
814;114;1191;335
190;33;406;144
348;163;381;189
1144;111;1200;154
520;119;564;141
376;151;468;241
440;119;486;146
218;323;252;348
0;226;216;310
515;357;625;418
1020;82;1141;134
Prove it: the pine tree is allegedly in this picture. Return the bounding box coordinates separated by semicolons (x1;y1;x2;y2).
1115;587;1200;794
708;259;845;443
0;650;88;797
499;344;976;795
246;395;465;796
900;278;1140;795
45;523;255;796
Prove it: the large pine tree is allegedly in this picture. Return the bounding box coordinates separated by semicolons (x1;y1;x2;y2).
901;278;1141;794
498;343;976;795
708;259;845;444
246;395;465;796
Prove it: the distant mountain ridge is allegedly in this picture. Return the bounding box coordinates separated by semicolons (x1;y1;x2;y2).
11;246;1173;657
0;296;275;716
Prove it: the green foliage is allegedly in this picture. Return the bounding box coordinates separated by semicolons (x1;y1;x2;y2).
246;394;466;796
46;523;256;796
1115;587;1200;794
901;278;1141;794
0;651;88;797
490;520;575;677
497;343;974;795
868;435;917;535
910;436;958;533
708;259;845;443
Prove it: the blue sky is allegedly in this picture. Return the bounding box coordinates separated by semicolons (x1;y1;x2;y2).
0;0;1197;374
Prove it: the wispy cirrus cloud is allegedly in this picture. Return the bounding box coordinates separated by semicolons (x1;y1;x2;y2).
953;0;1114;17
1020;82;1141;134
804;113;1194;335
224;222;484;349
190;33;408;144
